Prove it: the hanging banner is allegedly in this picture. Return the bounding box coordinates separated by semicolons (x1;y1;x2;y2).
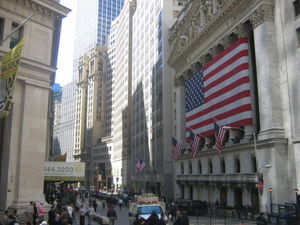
44;162;85;181
0;38;24;118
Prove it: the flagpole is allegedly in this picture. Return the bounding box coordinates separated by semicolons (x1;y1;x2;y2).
0;14;34;45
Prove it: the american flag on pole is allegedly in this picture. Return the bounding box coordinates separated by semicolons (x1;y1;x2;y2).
188;128;202;158
135;159;146;172
172;137;182;160
185;37;253;139
214;122;227;153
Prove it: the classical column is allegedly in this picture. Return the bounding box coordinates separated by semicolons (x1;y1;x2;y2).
174;75;186;147
250;3;284;140
0;79;49;211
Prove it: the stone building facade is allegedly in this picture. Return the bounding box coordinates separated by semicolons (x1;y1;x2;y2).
168;0;300;212
0;0;69;211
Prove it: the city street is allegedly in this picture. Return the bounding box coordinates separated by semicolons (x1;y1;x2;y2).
71;198;261;225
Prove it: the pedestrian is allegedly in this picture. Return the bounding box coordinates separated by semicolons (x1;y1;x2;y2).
79;204;86;225
107;206;117;225
93;200;98;212
25;201;34;225
256;213;268;225
37;201;46;223
48;206;56;225
118;199;123;210
33;202;39;225
52;214;62;225
170;203;177;222
87;205;94;225
2;210;10;225
147;211;159;225
157;213;168;225
66;204;74;224
102;200;106;210
173;210;189;225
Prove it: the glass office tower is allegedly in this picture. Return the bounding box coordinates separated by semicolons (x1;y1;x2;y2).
73;0;124;79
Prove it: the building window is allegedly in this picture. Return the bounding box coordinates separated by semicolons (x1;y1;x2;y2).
220;157;226;173
198;161;202;174
294;0;300;17
180;162;184;175
189;161;192;174
235;157;241;173
297;27;300;47
10;22;23;49
208;159;213;174
0;17;4;45
251;155;257;173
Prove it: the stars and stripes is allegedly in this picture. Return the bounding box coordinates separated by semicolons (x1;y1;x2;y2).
185;37;253;144
172;137;182;160
214;122;227;153
135;159;146;172
188;128;202;158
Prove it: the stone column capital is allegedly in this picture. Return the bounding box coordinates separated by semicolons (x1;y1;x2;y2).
174;75;186;87
249;3;274;29
233;24;250;39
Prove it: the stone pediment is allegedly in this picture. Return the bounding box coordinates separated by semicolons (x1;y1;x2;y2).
168;0;268;71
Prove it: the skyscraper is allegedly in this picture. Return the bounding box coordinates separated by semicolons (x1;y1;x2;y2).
73;0;124;80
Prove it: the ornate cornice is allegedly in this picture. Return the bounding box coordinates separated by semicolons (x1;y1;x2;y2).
249;3;274;29
12;0;70;19
168;0;268;73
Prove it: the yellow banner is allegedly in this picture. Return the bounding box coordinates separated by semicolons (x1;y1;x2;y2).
0;39;24;118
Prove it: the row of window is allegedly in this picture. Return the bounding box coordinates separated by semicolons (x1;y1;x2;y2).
180;155;257;175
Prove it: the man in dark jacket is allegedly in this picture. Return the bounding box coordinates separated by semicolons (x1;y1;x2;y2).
173;210;189;225
107;207;117;225
147;211;159;225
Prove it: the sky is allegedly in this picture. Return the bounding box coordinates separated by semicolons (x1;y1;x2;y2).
55;0;77;86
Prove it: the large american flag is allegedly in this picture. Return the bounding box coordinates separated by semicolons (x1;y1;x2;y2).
185;37;253;139
172;137;182;160
135;159;146;172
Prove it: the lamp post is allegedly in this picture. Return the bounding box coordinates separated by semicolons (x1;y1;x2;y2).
268;188;273;213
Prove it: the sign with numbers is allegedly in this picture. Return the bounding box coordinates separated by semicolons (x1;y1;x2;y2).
44;162;85;181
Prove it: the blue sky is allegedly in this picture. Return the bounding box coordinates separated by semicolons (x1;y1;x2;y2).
55;0;77;86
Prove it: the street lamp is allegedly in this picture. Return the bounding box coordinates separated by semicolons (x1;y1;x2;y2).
268;188;273;213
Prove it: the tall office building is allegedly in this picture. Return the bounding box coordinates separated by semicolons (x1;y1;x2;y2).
111;0;136;190
73;0;124;80
60;81;76;162
130;0;184;197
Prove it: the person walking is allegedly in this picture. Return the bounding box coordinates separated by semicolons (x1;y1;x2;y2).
48;206;56;225
102;200;106;210
37;201;46;223
33;202;38;225
173;210;189;225
79;204;86;225
2;210;10;225
107;206;117;225
118;199;123;211
25;201;34;225
92;200;98;212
